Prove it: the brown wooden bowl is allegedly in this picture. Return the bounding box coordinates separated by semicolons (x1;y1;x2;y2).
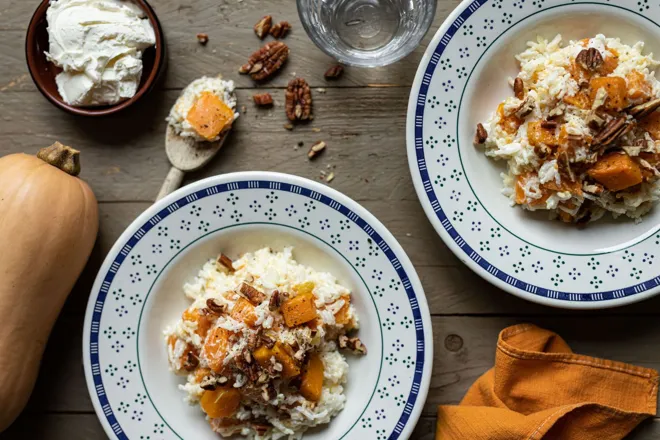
25;0;166;117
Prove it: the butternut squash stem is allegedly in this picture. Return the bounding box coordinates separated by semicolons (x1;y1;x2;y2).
37;142;81;176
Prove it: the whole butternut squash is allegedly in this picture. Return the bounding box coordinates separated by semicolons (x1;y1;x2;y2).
0;143;98;432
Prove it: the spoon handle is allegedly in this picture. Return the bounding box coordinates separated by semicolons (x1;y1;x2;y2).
156;167;186;201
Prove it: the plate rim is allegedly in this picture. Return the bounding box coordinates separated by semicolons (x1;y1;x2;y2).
82;171;434;440
406;0;660;309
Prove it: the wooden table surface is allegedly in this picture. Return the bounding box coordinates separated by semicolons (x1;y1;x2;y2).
2;0;660;438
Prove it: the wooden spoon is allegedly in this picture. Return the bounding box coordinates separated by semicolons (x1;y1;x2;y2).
156;126;228;200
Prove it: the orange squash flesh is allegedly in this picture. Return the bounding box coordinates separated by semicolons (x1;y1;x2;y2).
626;71;652;101
587;152;643;192
182;308;213;338
333;296;352;326
230;297;258;327
300;353;324;402
640;112;660;140
281;291;318;327
200;387;242;418
527;121;558;147
589;76;627;111
186;92;234;141
202;327;233;373
254;342;301;378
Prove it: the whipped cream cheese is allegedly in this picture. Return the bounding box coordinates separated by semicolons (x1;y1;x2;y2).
45;0;156;107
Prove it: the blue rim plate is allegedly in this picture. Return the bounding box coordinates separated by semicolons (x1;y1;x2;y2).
83;172;433;439
407;0;660;308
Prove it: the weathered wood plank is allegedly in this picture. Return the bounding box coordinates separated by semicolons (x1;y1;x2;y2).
0;88;416;203
1;0;463;89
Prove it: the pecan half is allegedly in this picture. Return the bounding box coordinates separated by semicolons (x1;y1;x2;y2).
253;92;274;106
592;116;629;148
217;253;235;272
513;77;524;100
254;16;272;39
239;41;289;81
629;97;660;120
308;141;326;159
324;65;344;79
338;335;367;355
240;282;267;304
206;298;227;315
270;21;291;39
474;123;488;144
285;78;313;121
196;33;209;45
576;48;603;71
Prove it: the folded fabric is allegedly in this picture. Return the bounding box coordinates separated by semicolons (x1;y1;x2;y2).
437;324;658;440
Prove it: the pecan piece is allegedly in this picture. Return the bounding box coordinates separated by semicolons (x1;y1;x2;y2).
338;335;367;355
576;48;603;71
540;120;558;130
239;41;289;81
254;15;272;39
217;253;235;272
196;33;209;45
285;78;313;121
308;141;326;159
183;351;199;371
324;65;344;79
514;96;535;118
253;92;274;106
268;290;288;311
270;21;291;39
474;123;488;144
240;282;267;304
592;116;629;148
206;298;227;315
629;97;660;120
513;77;525;100
253;423;272;436
260;383;277;402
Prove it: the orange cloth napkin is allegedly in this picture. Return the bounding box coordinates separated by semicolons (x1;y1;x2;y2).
437;324;658;440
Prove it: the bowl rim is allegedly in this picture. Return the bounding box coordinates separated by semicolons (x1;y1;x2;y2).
82;171;434;440
406;0;660;309
25;0;165;117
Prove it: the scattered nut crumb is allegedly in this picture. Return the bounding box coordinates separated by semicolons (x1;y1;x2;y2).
324;65;344;79
316;88;327;94
308;141;326;159
270;21;291;39
283;123;294;131
241;105;247;114
312;127;321;133
406;233;412;237
196;33;209;45
253;92;273;106
254;16;272;39
326;172;335;183
297;141;304;147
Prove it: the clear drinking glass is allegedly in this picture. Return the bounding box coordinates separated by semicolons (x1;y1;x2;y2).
297;0;437;67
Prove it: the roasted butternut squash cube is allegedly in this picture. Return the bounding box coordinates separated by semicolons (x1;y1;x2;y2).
527;121;558;147
333;295;353;326
281;291;318;327
182;308;213;338
563;91;592;110
589;76;627;111
202;327;233;373
194;367;212;384
587;152;643;192
254;342;301;378
230;297;258;327
497;103;523;135
639;111;660;140
186;91;234;141
598;50;619;76
200;386;242;418
626;71;652;101
300;353;324;402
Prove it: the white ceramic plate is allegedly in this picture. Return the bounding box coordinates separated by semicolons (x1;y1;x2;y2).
83;172;432;440
407;0;660;309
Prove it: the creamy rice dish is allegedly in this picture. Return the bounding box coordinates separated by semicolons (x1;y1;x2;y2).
165;247;366;439
167;76;238;142
475;34;660;224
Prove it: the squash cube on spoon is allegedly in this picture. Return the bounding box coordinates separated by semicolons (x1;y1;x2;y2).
186;92;235;141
